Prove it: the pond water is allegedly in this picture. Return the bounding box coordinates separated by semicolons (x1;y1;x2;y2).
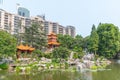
0;60;120;80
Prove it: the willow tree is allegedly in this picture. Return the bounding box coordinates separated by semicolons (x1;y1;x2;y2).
97;23;120;58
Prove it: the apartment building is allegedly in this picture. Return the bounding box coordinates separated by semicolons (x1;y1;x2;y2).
0;9;76;37
66;26;76;38
44;21;53;35
58;25;66;35
0;9;13;33
52;22;59;34
0;9;32;34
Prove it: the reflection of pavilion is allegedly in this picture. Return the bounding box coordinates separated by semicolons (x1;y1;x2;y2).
16;44;35;59
47;32;60;51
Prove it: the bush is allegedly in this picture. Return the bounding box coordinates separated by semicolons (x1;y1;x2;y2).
73;52;84;59
73;47;84;59
52;58;60;63
0;30;17;57
43;53;52;59
33;49;43;57
52;47;70;59
91;65;97;70
0;63;9;70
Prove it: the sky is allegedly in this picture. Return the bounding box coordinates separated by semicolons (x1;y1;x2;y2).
0;0;120;37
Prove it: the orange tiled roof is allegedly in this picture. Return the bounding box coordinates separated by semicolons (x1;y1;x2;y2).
17;44;26;50
29;47;35;51
48;42;60;45
48;32;56;36
17;44;35;51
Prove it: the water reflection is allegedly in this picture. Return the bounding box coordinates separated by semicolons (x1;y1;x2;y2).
1;60;120;80
82;71;92;80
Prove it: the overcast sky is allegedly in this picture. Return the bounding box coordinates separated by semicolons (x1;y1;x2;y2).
0;0;120;37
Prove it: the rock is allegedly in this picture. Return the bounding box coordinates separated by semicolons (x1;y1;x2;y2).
76;62;86;72
82;54;94;61
49;65;54;69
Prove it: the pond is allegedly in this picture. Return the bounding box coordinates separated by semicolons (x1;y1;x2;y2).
0;60;120;80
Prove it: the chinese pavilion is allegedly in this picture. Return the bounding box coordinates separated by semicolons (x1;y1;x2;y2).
16;44;35;59
48;32;60;50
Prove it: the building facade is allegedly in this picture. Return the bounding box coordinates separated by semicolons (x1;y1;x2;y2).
66;26;76;38
0;9;31;34
0;9;76;37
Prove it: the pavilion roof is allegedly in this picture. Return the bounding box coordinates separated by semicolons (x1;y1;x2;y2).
17;44;35;51
48;42;60;45
48;32;57;36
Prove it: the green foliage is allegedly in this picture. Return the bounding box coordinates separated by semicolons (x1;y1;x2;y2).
33;49;43;57
24;23;47;50
0;30;17;57
43;53;52;59
73;35;83;49
82;36;90;51
15;66;21;74
52;47;70;59
57;34;85;59
73;47;84;59
65;62;69;69
97;23;120;58
91;65;97;70
57;34;74;50
88;24;99;54
52;58;61;63
0;63;9;70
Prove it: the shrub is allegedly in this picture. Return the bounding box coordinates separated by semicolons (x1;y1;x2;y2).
52;47;70;59
91;65;97;70
33;49;43;58
0;63;9;70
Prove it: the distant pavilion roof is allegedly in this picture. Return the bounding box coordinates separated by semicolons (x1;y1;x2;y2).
48;32;56;36
48;42;60;45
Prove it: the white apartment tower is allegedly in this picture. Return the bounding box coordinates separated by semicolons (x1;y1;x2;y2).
0;9;76;37
0;9;31;34
66;26;76;38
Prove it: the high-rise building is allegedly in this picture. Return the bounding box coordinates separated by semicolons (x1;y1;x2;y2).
52;22;59;34
58;25;66;35
66;26;76;38
44;21;53;35
0;9;76;37
17;7;30;17
0;9;31;34
0;9;13;33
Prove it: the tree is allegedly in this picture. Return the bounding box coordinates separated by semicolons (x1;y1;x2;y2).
0;30;17;57
52;47;70;59
24;23;47;50
57;34;74;50
72;35;84;58
82;36;90;53
88;24;99;54
73;35;83;49
97;23;120;58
